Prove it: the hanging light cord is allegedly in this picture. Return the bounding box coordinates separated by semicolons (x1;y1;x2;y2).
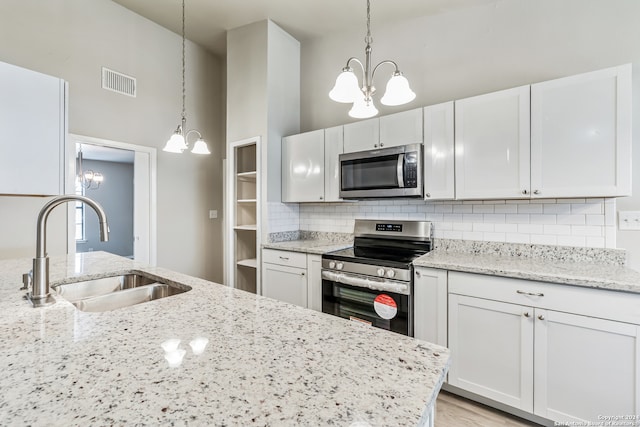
181;0;186;125
365;0;372;45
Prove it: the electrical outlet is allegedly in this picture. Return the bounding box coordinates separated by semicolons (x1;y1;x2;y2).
209;210;218;219
618;211;640;230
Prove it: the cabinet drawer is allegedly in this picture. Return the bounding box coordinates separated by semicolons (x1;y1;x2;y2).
262;249;307;269
449;271;640;325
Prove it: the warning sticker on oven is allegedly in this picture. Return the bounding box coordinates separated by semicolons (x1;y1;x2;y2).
373;294;398;320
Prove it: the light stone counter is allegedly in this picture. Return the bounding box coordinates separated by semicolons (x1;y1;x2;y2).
414;249;640;294
0;251;449;426
262;239;352;255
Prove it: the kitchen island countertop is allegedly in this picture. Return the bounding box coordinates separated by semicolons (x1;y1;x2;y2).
0;251;449;426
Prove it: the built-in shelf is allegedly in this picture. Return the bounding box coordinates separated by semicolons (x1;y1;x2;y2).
237;171;257;180
237;258;257;269
228;138;260;296
234;225;257;231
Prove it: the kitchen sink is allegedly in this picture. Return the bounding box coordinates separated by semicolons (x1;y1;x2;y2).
52;273;191;312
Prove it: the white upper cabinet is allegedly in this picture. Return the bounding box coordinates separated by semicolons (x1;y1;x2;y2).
324;125;344;202
343;108;423;154
530;64;632;198
282;129;325;202
455;85;531;200
379;108;423;148
343;117;379;153
423;102;455;200
0;61;65;196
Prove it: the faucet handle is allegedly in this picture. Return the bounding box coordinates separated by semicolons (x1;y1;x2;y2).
20;271;32;291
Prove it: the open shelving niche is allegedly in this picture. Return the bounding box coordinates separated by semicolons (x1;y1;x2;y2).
228;137;261;294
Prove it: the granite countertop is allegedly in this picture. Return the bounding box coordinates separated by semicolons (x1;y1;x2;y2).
414;249;640;294
0;251;449;426
262;239;353;255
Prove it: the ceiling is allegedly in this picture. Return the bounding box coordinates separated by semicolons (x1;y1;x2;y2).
112;0;499;56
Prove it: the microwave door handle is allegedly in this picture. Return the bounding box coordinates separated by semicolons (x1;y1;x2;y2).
397;154;405;188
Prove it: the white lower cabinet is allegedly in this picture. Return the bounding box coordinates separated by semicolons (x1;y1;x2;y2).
534;310;640;422
448;295;534;412
261;249;322;311
448;271;640;424
413;267;448;346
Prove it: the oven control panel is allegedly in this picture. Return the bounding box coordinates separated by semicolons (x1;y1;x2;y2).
321;259;410;283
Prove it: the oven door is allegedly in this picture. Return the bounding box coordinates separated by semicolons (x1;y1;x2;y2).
321;272;412;336
339;143;422;199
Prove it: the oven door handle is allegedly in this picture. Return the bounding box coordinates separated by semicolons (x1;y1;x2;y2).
322;270;410;295
397;153;405;188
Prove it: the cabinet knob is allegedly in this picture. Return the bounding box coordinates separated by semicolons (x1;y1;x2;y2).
538;315;545;321
533;189;540;195
319;196;323;200
425;193;431;198
380;143;384;147
522;189;529;195
415;271;421;278
523;312;530;318
374;144;378;148
301;272;305;276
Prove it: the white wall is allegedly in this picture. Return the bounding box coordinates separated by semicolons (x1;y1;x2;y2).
298;0;640;268
0;0;225;282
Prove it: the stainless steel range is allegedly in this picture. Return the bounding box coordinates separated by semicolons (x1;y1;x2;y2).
321;219;433;336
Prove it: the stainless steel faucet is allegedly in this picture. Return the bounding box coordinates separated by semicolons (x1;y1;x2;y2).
23;195;109;307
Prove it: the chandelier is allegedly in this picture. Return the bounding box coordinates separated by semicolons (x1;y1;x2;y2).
77;145;103;190
329;0;416;119
163;0;211;154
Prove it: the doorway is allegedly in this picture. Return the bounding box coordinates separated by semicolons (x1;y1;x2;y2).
67;134;157;265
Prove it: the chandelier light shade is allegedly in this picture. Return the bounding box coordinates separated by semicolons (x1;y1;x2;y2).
163;0;211;155
329;0;416;118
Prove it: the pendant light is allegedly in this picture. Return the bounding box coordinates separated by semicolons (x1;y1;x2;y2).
77;145;104;190
163;0;210;155
329;0;416;119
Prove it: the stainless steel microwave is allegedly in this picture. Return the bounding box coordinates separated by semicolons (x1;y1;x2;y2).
339;143;423;199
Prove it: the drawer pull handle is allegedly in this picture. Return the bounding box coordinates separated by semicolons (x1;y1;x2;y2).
279;256;289;261
516;290;544;297
523;312;530;318
415;271;421;278
538;315;545;321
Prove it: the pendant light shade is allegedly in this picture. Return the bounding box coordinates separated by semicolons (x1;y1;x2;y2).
162;0;211;155
191;138;211;155
164;129;188;153
380;72;416;106
349;97;378;119
329;0;415;119
329;68;361;103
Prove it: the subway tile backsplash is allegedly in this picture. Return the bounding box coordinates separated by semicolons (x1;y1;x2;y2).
268;198;616;249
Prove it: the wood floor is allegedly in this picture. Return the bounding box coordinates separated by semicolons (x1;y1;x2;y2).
435;391;541;426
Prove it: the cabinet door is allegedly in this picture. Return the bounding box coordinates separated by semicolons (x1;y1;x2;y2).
324;126;343;202
0;61;64;196
531;64;632;198
262;263;308;308
448;294;534;412
343;118;379;153
306;254;322;312
455;86;530;199
413;267;447;346
423;102;455;200
534;309;640;423
379;108;423;148
281;129;325;202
